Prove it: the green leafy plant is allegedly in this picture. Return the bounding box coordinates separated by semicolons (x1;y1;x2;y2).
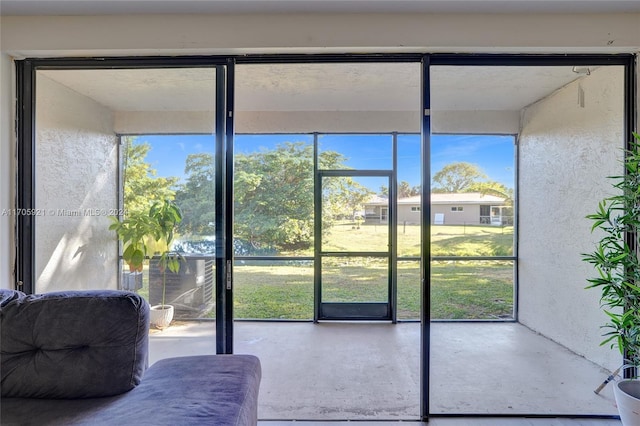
583;132;640;367
110;199;184;307
148;199;184;307
109;211;153;272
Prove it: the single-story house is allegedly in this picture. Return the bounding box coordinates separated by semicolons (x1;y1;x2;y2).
364;193;511;226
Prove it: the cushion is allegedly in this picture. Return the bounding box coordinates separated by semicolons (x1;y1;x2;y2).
1;290;149;399
0;355;262;426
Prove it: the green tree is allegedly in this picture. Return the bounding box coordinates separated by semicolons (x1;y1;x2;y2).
323;177;374;222
467;180;513;203
174;153;215;235
122;137;178;215
233;142;361;251
398;181;421;198
234;142;315;251
432;162;487;193
380;181;420;198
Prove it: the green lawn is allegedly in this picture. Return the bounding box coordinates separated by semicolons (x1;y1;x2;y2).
230;260;513;320
133;224;515;320
242;223;514;319
321;222;513;257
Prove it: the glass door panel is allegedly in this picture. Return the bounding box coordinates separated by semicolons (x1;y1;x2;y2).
232;133;316;321
125;133;217;321
429;63;624;416
33;66;219;364
234;61;421;421
318;174;392;320
34;69;122;292
321;256;389;305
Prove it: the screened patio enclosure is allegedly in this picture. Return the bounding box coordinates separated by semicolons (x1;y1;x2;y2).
18;54;633;420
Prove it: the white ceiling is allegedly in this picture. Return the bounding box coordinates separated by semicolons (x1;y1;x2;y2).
39;63;599;113
16;0;632;116
2;0;640;16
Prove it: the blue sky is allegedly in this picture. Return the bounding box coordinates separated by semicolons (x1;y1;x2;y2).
135;133;515;190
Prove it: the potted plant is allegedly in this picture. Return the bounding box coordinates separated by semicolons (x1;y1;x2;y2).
147;199;184;329
110;199;184;329
109;210;153;291
583;132;640;425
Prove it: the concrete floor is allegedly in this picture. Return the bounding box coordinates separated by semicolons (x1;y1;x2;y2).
149;321;619;421
259;421;621;425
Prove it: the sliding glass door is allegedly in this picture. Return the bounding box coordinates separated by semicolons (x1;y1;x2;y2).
15;54;635;422
427;58;628;416
232;61;421;420
19;61;231;361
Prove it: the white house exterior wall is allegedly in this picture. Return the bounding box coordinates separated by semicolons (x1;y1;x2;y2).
397;204;421;225
431;204;481;226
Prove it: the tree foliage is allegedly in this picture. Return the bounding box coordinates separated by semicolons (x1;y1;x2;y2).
233;142;315;251
399;181;421;198
233;142;370;251
467;181;514;204
174;153;215;235
432;162;487;193
122;137;177;215
123;138;373;253
323;177;374;223
379;181;420;198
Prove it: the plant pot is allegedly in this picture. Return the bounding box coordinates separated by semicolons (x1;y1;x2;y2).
150;305;174;329
614;379;640;425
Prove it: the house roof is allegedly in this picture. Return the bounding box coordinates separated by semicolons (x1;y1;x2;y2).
366;193;506;206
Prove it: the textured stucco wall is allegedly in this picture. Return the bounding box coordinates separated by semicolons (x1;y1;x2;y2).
518;66;625;368
114;111;216;134
0;54;14;290
115;110;518;135
2;14;638;56
35;74;119;292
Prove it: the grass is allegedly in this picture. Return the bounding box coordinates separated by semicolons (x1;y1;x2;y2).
321;222;513;257
131;224;515;320
230;260;513;320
